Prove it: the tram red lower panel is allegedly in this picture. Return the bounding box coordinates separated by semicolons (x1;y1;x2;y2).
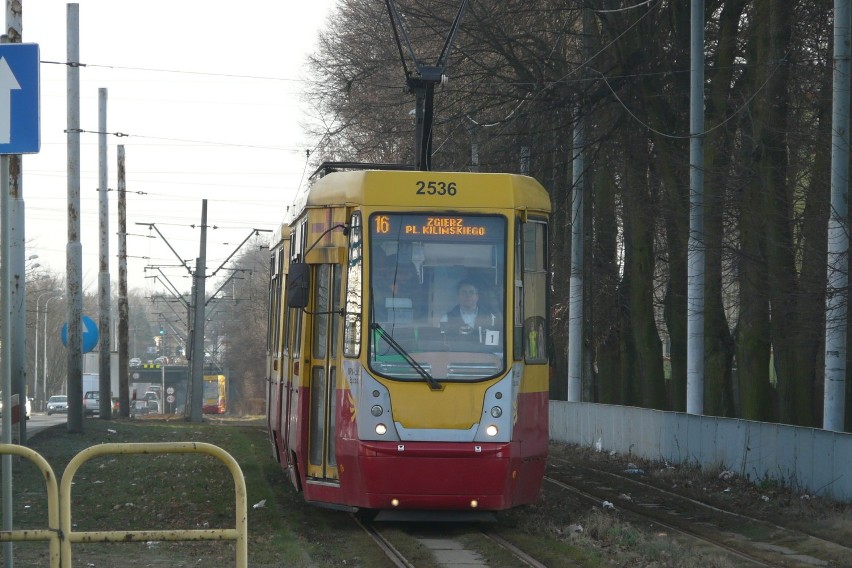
302;439;545;511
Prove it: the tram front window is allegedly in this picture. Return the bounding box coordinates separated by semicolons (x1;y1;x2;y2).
369;213;507;382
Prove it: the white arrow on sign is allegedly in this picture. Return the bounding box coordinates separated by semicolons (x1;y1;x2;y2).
0;56;22;144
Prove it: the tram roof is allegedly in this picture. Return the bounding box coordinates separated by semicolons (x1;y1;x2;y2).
304;169;551;213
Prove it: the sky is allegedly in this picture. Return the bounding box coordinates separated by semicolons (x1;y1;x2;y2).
19;0;336;296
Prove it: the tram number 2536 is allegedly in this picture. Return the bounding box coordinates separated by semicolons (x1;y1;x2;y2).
415;180;457;196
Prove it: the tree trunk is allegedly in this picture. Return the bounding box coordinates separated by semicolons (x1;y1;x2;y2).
623;134;666;409
592;166;621;404
737;2;775;421
703;0;747;417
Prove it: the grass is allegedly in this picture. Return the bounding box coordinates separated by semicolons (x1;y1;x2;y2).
2;416;387;567
7;422;792;567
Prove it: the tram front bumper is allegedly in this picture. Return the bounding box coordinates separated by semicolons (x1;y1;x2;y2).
340;440;544;511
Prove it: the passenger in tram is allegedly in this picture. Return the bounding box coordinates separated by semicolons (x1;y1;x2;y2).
373;255;424;322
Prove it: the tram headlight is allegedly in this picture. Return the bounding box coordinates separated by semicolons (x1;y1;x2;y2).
376;423;387;435
490;406;502;418
371;404;383;417
485;425;498;437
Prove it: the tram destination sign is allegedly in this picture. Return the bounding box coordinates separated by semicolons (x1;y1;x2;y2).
372;214;501;241
404;216;486;236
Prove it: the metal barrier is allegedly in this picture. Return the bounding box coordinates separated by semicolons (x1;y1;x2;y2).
60;442;247;567
0;444;61;567
0;442;247;567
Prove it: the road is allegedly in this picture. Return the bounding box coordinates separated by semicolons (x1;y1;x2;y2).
0;412;66;442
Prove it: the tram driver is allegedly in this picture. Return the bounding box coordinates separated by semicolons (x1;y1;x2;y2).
440;279;501;345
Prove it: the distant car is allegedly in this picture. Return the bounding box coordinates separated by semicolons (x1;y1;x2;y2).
130;357;142;367
83;391;100;416
47;395;68;415
154;356;169;365
142;391;161;414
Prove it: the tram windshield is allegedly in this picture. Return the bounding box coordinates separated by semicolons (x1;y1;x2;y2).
368;213;506;382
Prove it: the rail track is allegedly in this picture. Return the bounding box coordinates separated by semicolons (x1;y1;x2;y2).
354;514;556;567
348;453;850;566
353;514;416;568
547;456;851;567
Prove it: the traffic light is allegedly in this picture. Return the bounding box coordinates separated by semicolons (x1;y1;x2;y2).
159;325;165;335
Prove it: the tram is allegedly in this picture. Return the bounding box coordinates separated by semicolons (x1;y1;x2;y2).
202;374;228;414
266;164;550;513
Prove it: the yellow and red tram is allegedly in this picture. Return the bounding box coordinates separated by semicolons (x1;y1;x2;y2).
266;166;550;513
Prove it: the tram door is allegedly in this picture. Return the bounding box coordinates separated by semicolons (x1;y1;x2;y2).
281;301;300;489
306;263;342;481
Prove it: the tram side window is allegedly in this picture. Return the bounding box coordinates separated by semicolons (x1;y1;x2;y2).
522;220;548;364
344;213;363;357
267;253;280;357
514;220;524;360
291;218;308;356
313;264;331;359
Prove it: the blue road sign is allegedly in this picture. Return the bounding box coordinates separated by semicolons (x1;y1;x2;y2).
0;43;40;154
61;315;100;354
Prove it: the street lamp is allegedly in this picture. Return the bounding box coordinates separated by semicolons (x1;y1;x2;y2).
43;295;64;401
34;291;61;410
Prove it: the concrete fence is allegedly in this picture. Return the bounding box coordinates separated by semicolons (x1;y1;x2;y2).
549;401;852;503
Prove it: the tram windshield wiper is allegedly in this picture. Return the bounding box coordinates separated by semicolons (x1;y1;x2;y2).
370;323;443;391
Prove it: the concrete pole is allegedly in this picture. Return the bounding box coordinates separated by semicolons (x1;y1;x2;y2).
33;298;39;407
66;3;84;433
519;146;530;176
6;0;25;453
44;295;63;397
1;3;19;557
33;291;59;409
97;88;112;419
1;124;13;568
467;112;479;173
567;106;584;402
687;0;705;415
189;200;208;422
118;145;130;417
824;0;850;432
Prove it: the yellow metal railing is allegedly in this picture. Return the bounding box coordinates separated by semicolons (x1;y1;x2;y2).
0;441;247;567
0;443;62;567
60;442;248;567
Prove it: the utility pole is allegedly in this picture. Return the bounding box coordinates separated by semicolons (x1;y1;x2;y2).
3;0;26;559
824;0;850;431
467;111;478;172
0;50;12;568
6;0;26;448
66;3;84;433
687;0;706;415
118;145;129;416
189;200;208;422
98;87;112;419
567;6;591;403
567;103;584;402
140;218;264;420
